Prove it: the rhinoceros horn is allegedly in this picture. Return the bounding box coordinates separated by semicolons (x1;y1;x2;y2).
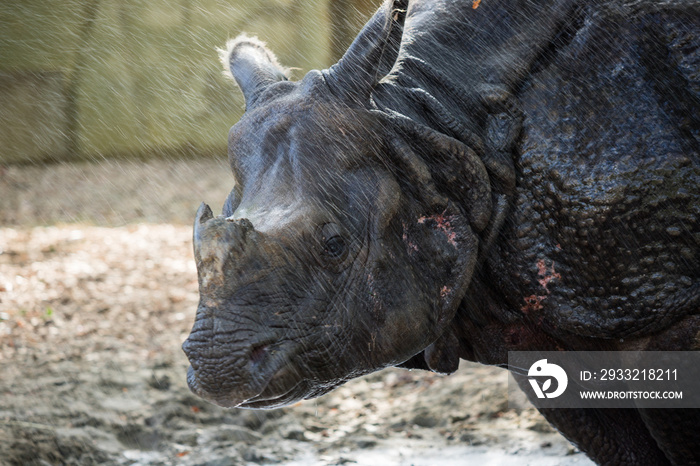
193;203;259;291
193;202;215;263
193;202;258;258
325;0;408;106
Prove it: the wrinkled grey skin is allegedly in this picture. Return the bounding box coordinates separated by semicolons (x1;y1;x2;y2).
183;0;700;464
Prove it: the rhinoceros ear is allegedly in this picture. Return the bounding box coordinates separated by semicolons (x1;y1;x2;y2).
218;35;289;109
325;0;407;105
378;120;495;374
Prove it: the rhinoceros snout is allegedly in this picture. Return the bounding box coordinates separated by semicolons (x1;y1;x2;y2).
182;337;262;407
182;325;299;408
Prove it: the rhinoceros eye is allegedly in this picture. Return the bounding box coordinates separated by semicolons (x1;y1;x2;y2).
320;223;348;262
325;236;346;258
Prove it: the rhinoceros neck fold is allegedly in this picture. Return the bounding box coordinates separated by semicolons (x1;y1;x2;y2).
367;0;588;297
371;0;583;164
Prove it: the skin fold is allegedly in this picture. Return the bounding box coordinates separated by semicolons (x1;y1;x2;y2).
182;1;700;464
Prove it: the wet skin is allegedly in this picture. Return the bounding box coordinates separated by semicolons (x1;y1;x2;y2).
183;1;699;464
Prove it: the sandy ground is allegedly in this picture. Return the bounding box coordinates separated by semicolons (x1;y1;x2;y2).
0;159;593;465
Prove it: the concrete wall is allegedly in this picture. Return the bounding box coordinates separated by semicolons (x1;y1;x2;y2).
0;0;375;164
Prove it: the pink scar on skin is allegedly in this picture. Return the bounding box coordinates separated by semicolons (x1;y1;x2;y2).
417;212;458;247
440;286;451;299
521;294;546;313
536;259;561;292
521;260;562;313
401;222;419;253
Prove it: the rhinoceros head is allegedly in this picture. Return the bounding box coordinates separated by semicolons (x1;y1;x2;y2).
183;0;491;408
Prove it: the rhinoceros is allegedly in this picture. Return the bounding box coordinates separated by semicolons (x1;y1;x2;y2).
182;0;700;463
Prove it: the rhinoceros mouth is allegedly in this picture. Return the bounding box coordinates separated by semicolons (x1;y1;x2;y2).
185;340;304;408
237;369;309;409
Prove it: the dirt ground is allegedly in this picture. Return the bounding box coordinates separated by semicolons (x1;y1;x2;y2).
0;159;593;465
